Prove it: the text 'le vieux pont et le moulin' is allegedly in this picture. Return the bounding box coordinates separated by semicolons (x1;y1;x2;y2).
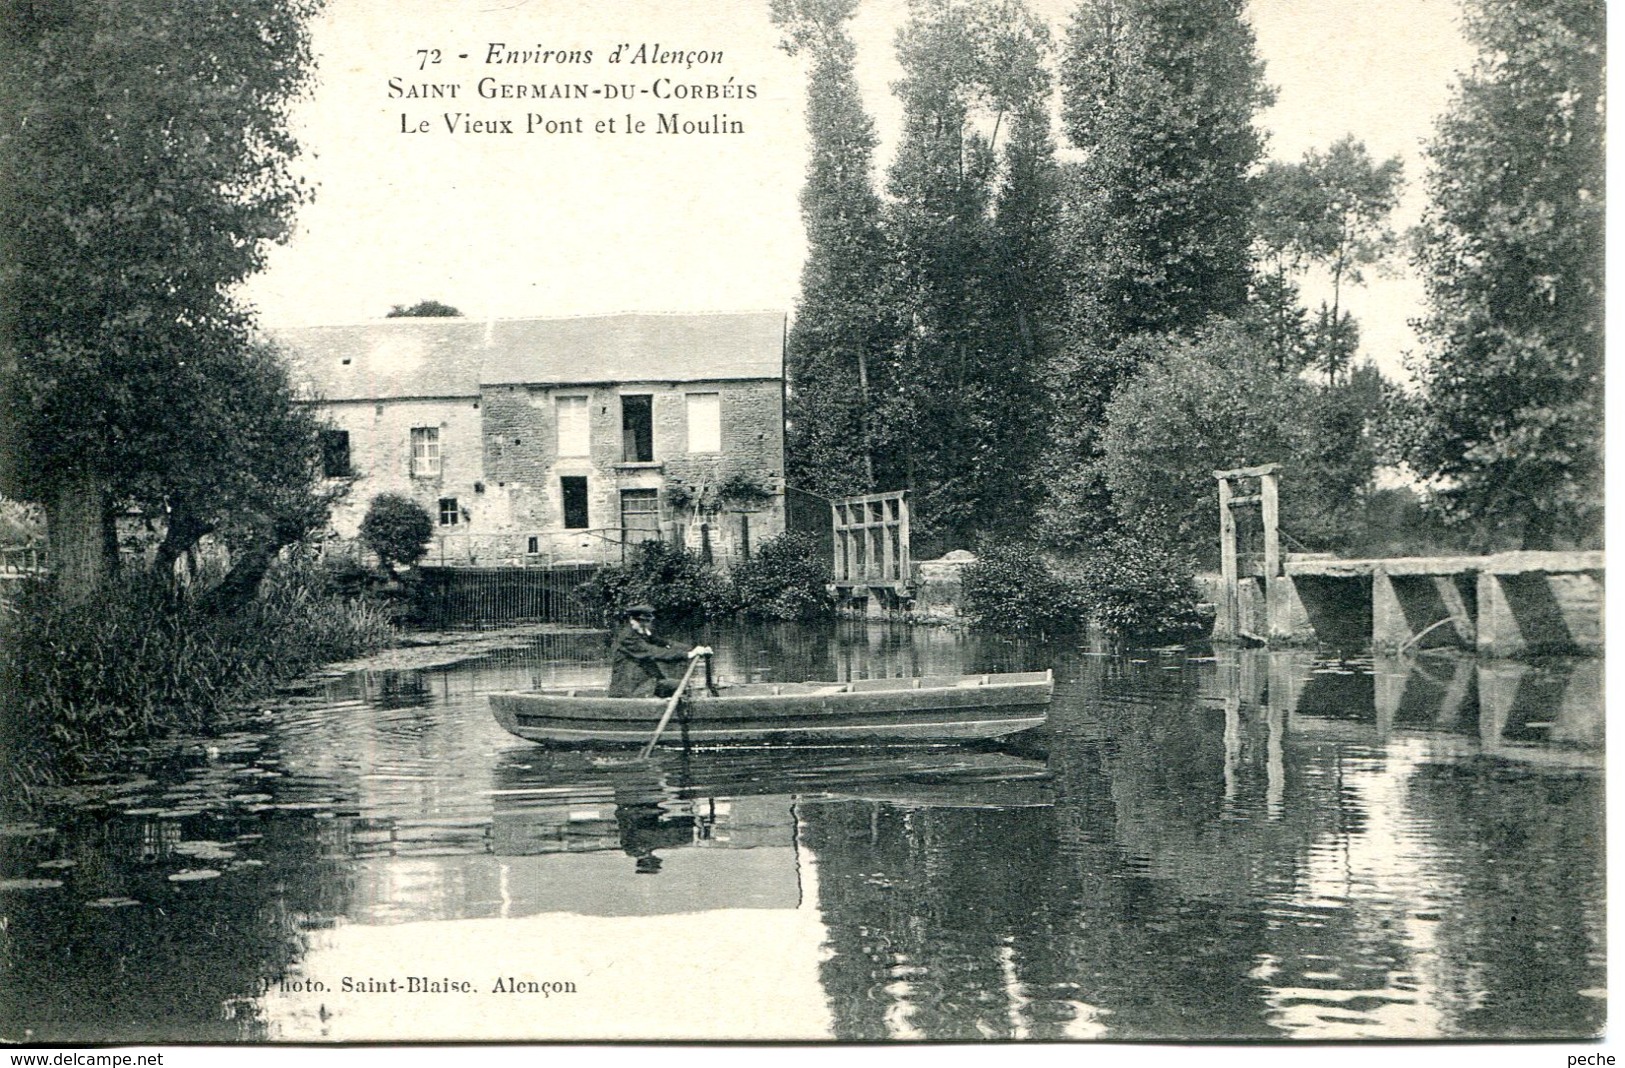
389;41;760;136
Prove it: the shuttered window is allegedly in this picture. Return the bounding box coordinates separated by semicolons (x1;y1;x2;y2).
687;392;721;453
557;396;589;457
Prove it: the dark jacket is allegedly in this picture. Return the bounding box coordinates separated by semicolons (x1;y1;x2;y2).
607;622;693;698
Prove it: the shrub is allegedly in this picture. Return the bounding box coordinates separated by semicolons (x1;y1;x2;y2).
572;541;733;627
360;493;433;572
1074;533;1206;640
961;544;1090;636
961;538;1205;641
730;532;834;621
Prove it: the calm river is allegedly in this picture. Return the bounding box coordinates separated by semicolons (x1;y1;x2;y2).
0;623;1604;1043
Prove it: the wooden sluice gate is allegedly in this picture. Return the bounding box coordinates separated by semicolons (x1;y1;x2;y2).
1212;464;1603;657
830;490;911;616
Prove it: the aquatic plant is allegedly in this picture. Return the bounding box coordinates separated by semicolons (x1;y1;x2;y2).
0;557;397;799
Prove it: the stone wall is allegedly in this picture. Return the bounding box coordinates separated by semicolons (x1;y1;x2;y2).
323;396;488;538
320;378;785;566
911;550;977;619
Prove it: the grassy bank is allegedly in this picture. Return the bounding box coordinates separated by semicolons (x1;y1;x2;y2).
0;558;397;798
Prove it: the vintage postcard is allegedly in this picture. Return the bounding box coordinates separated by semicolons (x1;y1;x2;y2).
0;0;1605;1060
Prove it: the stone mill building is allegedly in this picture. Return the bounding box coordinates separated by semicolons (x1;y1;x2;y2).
272;311;788;567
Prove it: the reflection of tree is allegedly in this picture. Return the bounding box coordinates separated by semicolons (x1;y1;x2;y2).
800;800;1073;1039
801;643;1608;1040
1402;763;1605;1037
709;619;1047;687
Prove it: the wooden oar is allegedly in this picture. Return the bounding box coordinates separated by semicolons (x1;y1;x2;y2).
638;654;705;760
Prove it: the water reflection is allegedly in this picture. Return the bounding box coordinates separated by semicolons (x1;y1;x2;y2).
0;623;1604;1043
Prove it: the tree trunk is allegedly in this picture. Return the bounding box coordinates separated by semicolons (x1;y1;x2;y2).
855;344;875;490
199;543;277;615
154;503;211;581
47;471;114;606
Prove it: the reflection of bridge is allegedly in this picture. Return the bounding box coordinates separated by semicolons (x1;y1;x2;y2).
1214;465;1603;656
1207;649;1603;774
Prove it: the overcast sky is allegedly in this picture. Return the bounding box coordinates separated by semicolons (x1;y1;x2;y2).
241;0;1478;381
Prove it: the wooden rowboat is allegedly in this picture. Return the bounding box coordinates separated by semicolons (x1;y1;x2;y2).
489;670;1053;748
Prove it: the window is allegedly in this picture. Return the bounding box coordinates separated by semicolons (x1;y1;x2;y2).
561;476;589;529
319;429;351;478
527;535;540;555
686;393;721;453
621;394;653;463
411;426;440;477
556;396;589;457
621;489;660;547
438;498;459;526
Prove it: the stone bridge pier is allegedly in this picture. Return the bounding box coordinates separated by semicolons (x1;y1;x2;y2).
1213;465;1603;656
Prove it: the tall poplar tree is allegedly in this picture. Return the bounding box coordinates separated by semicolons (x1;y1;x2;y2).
882;0;1054;543
0;0;324;602
1038;0;1271;548
1058;0;1271;343
771;0;891;501
1407;0;1603;548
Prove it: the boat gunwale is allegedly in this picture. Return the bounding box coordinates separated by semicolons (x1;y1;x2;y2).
500;669;1055;706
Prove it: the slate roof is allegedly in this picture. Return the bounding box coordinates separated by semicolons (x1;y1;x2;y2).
271;312;785;402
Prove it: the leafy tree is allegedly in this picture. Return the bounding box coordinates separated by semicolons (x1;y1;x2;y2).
1254;137;1403;380
0;0;323;602
771;0;891;499
1098;322;1384;562
150;340;343;605
1058;0;1273;344
1406;0;1603;549
387;300;463;317
359;494;433;574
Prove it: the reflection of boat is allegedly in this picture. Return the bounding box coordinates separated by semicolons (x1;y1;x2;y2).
489;671;1053;747
490;748;1055;860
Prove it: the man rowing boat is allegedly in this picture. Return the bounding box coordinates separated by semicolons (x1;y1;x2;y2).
606;603;713;698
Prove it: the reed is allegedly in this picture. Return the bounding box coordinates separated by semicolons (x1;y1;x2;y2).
0;559;397;798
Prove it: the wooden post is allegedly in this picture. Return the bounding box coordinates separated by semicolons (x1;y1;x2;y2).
1261;468;1280;579
1216;474;1237;640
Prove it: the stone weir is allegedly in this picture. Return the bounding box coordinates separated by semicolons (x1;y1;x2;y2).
1215;549;1603;657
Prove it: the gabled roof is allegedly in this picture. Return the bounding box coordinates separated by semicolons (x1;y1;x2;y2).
271;312;785;402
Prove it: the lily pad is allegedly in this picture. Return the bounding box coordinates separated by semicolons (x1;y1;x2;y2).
0;823;56;838
173;841;237;861
167;868;222;883
86;896;142;909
